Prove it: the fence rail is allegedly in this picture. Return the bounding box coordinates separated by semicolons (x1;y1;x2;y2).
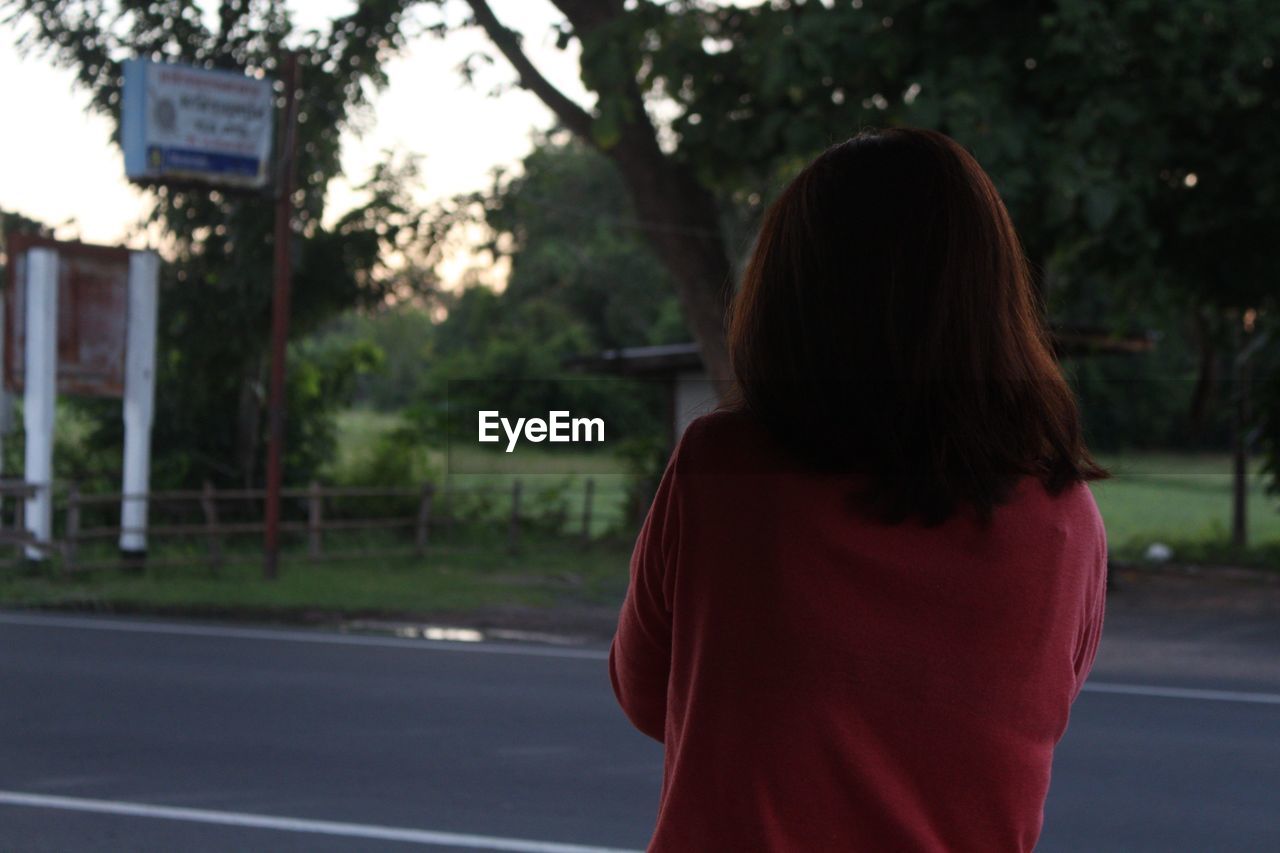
0;479;58;557
1;476;629;573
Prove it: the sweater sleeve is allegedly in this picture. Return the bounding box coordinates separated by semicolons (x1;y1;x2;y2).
608;431;687;743
1072;508;1109;700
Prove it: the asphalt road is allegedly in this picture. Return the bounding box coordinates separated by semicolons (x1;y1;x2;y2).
0;601;1277;852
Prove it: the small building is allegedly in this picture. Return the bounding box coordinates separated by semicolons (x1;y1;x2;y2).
567;343;715;448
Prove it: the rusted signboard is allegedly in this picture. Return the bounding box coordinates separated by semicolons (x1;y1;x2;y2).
4;234;129;398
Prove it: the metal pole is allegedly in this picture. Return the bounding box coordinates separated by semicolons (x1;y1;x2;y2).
264;51;300;580
1231;315;1250;549
307;480;323;560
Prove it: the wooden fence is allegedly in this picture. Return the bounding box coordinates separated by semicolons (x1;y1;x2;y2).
2;477;620;573
0;480;56;558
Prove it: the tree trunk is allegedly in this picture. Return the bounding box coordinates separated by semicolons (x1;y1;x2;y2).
1188;306;1218;440
466;0;736;386
607;135;734;384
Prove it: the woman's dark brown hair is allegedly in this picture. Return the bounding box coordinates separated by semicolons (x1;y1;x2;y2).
729;128;1106;524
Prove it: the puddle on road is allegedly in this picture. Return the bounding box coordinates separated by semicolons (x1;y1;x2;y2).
338;619;591;648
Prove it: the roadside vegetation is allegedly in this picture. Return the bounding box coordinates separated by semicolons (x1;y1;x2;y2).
0;535;633;620
1;413;1276;623
1093;454;1280;568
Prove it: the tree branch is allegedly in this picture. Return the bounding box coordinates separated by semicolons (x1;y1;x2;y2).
545;0;625;33
463;0;594;139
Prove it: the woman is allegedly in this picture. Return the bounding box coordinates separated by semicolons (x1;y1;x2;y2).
610;128;1108;852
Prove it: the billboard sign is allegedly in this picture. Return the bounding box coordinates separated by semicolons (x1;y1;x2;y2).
121;58;274;189
4;235;129;398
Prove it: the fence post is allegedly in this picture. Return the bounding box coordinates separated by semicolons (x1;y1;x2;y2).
200;481;224;572
308;480;323;561
13;497;24;561
581;478;594;544
507;479;522;553
415;483;434;557
443;480;456;543
64;483;80;575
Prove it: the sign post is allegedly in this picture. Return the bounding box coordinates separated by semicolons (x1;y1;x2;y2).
264;52;301;581
121;54;293;579
120;252;160;556
21;248;57;559
3;236;160;560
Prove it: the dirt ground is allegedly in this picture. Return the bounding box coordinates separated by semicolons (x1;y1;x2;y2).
1108;562;1280;619
15;563;1279;655
339;563;1280;650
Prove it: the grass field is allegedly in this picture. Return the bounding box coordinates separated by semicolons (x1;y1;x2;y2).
0;537;632;617
329;409;634;537
1090;453;1280;563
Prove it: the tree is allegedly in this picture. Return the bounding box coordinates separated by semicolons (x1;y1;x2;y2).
332;134;683;456
478;132;681;350
443;1;1057;383
1033;0;1280;544
319;303;438;411
454;0;1280;475
442;0;1278;370
3;0;441;487
449;0;740;382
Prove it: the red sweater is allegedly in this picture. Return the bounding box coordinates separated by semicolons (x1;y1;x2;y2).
610;411;1107;852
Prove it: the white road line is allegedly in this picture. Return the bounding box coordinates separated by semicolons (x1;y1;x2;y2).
1082;681;1280;706
0;790;641;852
0;611;610;660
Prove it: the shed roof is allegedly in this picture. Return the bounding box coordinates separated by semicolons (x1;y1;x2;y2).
566;328;1155;377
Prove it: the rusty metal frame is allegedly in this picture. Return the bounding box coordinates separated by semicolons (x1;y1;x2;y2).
2;233;132;398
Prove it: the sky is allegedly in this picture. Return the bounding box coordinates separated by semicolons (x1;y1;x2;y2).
0;0;589;281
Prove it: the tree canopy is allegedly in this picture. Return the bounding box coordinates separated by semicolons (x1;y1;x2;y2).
405;1;1278;389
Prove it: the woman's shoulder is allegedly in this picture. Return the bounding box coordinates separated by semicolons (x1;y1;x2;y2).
680;408;767;449
999;476;1107;555
682;408;757;442
673;408;783;475
1042;478;1104;526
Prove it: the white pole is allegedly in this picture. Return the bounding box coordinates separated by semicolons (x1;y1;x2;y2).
120;251;160;555
23;248;58;560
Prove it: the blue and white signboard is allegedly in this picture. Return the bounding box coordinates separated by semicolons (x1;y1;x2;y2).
121;59;274;189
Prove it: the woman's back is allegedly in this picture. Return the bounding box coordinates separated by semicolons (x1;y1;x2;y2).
610;410;1107;851
611;128;1109;850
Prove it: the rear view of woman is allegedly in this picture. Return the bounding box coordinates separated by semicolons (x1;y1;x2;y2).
610;128;1108;852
